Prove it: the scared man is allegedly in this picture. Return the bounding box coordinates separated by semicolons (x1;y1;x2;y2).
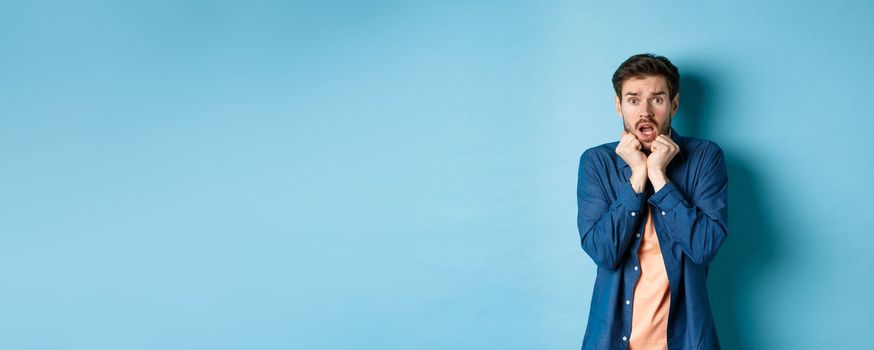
576;53;728;350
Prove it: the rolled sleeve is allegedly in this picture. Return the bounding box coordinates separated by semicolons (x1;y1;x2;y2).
619;180;647;214
648;181;684;212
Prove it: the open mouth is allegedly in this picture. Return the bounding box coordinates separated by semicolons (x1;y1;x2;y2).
638;123;657;139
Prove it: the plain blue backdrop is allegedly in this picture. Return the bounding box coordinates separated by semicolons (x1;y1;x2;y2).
2;1;873;349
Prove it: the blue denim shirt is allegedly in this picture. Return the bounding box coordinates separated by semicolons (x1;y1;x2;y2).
576;128;728;350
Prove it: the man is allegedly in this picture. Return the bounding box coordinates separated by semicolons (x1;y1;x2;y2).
576;53;728;350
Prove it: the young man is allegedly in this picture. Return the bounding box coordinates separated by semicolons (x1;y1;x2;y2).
576;53;728;350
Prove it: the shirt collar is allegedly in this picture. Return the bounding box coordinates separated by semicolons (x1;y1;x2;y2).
618;126;687;168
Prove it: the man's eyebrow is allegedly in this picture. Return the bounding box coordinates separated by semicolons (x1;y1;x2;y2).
623;91;667;97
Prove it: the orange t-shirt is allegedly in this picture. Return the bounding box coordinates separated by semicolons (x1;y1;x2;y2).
628;209;671;350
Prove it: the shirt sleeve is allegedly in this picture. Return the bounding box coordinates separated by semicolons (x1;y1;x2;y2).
647;142;729;266
577;149;647;270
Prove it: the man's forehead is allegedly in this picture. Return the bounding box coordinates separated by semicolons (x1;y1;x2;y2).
621;76;668;95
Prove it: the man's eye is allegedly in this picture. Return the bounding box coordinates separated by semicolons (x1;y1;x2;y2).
653;97;663;103
628;98;637;104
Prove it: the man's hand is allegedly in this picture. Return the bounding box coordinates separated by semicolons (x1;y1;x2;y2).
616;131;648;193
647;134;679;192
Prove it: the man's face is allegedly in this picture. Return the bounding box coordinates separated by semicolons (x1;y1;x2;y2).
614;75;679;152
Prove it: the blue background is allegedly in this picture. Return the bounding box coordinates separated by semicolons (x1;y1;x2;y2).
2;1;873;349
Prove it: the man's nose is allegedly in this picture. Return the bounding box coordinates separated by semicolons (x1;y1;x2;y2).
639;100;654;117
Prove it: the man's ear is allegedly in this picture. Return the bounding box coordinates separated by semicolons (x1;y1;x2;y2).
671;93;680;117
615;95;622;117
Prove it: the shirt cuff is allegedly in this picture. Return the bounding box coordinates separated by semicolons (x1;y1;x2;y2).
619;181;647;213
647;181;684;211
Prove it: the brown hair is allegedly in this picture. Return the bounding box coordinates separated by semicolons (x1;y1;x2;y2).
612;53;680;100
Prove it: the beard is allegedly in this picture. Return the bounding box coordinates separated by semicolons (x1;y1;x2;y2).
622;116;671;153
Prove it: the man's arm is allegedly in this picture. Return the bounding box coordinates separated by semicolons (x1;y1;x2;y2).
576;149;647;270
648;142;729;266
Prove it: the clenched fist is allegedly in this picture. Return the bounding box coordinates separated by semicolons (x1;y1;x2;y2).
647;134;679;191
616;131;649;193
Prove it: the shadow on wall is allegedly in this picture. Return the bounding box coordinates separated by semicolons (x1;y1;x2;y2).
678;71;783;350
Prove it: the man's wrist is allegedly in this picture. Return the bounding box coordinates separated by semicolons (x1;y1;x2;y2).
649;170;668;192
630;167;648;193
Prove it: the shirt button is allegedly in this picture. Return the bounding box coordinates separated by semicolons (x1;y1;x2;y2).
625;299;631;305
634;265;639;271
630;212;636;217
661;211;666;216
636;233;641;238
622;336;628;342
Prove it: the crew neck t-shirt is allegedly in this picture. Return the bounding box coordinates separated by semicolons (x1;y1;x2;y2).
628;208;671;350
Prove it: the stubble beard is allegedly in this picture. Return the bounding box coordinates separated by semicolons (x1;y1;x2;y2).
622;117;671;154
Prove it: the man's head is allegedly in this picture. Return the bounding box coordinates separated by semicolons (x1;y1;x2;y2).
612;53;680;152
